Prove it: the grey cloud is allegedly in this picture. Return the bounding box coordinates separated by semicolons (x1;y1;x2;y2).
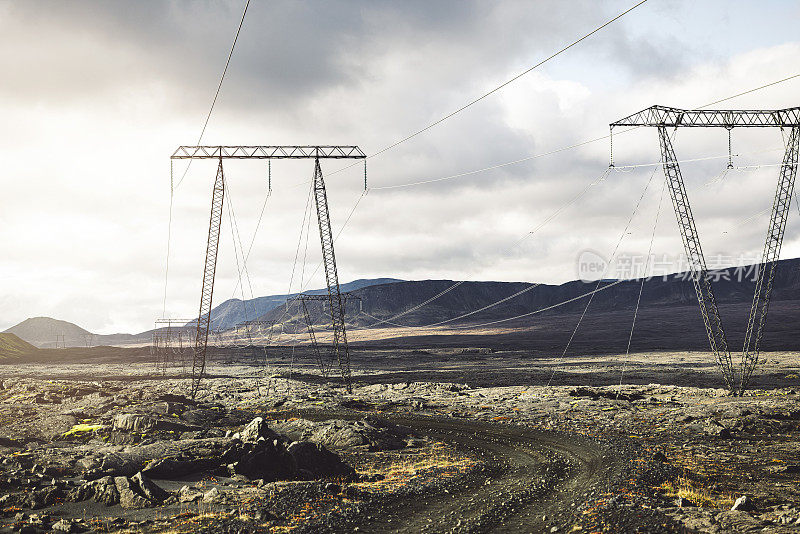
0;1;605;111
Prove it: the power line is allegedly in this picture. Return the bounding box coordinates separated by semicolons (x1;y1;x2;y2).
229;177;272;301
168;46;799;340
515;167;611;247
363;281;465;327
329;0;649;178
297;189;369;293
360;279;629;331
546;159;661;387
363;166;613;329
369;138;611;190
367;282;542;330
618;173;667;393
175;0;251;189
198;0;251;147
369;0;648;161
350;81;797;332
224;181;259;321
160;0;251;319
368;72;800;191
297;76;800;339
361;164;657;333
352;73;800;338
225;185;251;323
699;73;800;109
162;161;175;317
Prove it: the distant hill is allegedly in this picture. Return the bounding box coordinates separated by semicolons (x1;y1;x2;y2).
0;333;37;358
3;317;90;348
194;278;403;331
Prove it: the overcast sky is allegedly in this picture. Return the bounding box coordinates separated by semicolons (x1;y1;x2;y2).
1;0;799;334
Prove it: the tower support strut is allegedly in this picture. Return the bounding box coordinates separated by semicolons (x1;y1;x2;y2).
741;126;799;393
191;157;225;398
300;298;327;378
312;157;352;392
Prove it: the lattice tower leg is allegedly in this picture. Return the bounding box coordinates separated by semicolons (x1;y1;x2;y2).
740;127;800;394
312;158;352;392
191;158;225;398
658;127;736;390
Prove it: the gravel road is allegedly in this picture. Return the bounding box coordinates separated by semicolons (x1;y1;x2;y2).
287;409;620;533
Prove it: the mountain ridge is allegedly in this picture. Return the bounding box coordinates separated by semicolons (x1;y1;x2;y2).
256;259;800;329
5;260;800;350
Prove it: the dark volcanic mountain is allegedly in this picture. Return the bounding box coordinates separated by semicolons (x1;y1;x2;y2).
254;258;800;353
1;279;404;348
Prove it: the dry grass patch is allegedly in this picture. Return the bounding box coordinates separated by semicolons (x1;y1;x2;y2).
352;442;478;494
659;477;734;508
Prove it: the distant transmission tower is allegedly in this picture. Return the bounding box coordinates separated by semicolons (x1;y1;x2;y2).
171;146;367;398
611;105;800;394
291;292;361;379
152;318;192;374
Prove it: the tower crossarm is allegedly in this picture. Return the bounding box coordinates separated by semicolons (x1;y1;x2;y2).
611;106;800;128
171;145;366;159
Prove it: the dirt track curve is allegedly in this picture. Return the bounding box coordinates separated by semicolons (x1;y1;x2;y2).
290;409;621;533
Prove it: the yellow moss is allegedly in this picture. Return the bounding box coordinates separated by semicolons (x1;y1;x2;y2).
63;423;104;437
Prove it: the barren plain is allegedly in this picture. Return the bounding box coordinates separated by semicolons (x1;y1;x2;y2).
0;347;798;533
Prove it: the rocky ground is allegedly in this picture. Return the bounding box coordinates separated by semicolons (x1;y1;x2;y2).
0;349;798;532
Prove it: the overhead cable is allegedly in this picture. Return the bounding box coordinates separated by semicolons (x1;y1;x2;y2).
329;0;649;178
175;0;251;189
368;72;800;190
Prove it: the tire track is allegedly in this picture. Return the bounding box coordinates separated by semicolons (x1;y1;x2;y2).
287;409;619;533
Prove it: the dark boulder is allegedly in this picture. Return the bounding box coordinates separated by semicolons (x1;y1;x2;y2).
70;476;119;506
141;456;219;479
287;442;355;479
114;472;170;509
222;441;297;482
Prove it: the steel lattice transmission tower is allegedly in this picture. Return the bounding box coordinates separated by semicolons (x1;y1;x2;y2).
611;106;800;395
171;146;366;398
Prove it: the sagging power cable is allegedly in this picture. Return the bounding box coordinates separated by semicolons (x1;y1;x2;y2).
617;174;667;393
161;0;251;317
368;72;800;190
361;167;614;329
546;158;662;387
229;177;273;301
175;0;251;190
359;279;628;331
329;0;649;178
350;75;800;330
